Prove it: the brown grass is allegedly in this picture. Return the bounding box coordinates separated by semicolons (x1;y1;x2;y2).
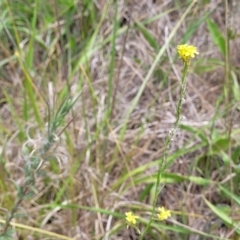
1;0;240;239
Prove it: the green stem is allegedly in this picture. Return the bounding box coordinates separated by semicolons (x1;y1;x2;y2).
140;63;189;239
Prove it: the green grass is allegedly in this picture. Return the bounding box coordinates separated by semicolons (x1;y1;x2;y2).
0;0;240;239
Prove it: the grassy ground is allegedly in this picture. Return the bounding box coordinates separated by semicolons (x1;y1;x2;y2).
0;0;240;239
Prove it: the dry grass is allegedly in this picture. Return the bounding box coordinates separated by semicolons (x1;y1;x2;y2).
0;0;240;239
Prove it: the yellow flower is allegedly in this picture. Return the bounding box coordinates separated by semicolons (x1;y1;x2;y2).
177;44;199;65
125;212;139;227
157;207;171;221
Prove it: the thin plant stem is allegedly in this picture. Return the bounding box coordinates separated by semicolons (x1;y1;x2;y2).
140;63;189;239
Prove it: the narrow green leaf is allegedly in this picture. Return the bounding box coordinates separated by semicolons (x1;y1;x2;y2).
182;11;211;43
232;71;240;102
187;175;211;185
194;58;224;74
218;184;240;206
135;21;159;50
207;18;226;56
211;138;229;153
26;0;38;68
180;124;208;143
139;183;154;202
71;5;108;76
204;197;240;235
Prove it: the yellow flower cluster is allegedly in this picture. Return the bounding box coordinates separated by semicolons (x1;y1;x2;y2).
125;212;139;227
157;207;171;221
125;206;171;228
177;44;199;65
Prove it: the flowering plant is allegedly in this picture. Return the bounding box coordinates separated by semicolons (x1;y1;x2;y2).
177;44;199;65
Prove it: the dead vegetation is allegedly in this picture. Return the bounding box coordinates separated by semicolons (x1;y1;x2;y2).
0;0;240;239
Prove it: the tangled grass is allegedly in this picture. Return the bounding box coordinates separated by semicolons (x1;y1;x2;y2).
0;0;240;239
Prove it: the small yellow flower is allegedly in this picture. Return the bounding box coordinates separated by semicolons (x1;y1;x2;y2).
125;212;139;227
177;44;199;65
157;207;171;221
